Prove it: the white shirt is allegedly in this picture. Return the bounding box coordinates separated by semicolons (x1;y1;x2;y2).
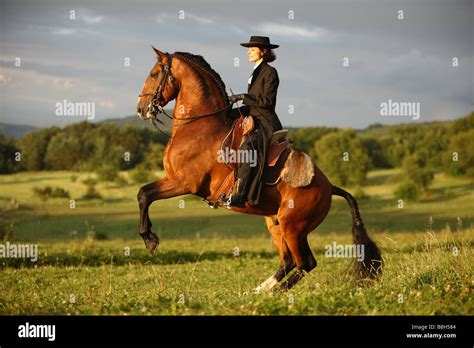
248;60;263;85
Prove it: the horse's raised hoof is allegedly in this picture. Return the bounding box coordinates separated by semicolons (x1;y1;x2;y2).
143;232;160;255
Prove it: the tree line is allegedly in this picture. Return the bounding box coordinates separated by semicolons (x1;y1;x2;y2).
289;112;473;199
1;112;473;200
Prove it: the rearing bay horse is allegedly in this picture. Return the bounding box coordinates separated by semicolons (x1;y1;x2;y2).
136;47;382;291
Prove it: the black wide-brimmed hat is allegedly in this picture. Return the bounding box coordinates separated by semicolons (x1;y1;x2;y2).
240;36;279;49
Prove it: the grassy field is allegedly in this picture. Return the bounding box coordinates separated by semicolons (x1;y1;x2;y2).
0;169;472;315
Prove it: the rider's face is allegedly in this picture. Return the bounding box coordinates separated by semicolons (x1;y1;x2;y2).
247;47;263;63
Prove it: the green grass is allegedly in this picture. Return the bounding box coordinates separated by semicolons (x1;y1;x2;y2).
0;169;472;315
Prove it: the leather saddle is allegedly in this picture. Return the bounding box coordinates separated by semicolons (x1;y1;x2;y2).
205;116;290;207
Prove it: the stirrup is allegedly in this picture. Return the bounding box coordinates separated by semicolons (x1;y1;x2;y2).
223;193;245;208
223;194;233;208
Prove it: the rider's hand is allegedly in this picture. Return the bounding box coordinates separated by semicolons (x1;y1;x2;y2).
228;94;245;104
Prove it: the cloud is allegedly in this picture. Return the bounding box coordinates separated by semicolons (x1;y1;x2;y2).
99;100;116;109
82;15;104;24
52;78;75;89
155;13;174;24
0;71;12;85
25;24;99;37
155;12;214;25
186;13;214;25
1;0;471;128
253;22;332;40
74;8;105;24
52;27;99;36
363;49;473;101
51;27;77;36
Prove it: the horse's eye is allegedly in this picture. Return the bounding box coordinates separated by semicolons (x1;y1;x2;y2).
150;72;159;80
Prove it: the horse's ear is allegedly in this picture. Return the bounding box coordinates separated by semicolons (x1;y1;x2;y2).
152;46;167;61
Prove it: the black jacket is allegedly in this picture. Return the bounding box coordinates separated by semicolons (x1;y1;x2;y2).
232;61;283;206
241;61;283;132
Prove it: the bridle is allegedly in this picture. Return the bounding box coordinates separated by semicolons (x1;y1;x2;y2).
138;52;232;136
138;52;176;119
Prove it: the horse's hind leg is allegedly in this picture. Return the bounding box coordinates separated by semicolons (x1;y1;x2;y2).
279;229;317;291
254;216;296;293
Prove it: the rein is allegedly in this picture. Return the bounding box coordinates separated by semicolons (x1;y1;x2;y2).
139;52;232;137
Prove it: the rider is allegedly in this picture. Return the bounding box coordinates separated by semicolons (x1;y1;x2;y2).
226;36;283;207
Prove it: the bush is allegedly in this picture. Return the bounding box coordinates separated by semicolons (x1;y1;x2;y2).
94;231;108;240
32;186;52;201
82;186;102;200
394;180;421;201
51;187;70;198
114;174;128;186
32;186;70;201
96;164;119;182
130;164;154;184
402;154;434;191
82;177;98;186
70;173;78;182
81;177;101;199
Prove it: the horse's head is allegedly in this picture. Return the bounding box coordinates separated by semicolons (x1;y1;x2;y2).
137;47;179;120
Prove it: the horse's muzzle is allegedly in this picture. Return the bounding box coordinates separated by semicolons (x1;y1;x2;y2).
137;107;152;120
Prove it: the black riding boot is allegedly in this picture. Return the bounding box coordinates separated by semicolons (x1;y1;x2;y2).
225;176;250;208
224;132;256;208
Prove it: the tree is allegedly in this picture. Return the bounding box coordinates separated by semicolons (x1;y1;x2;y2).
130;163;154;184
401;154;434;190
119;126;147;169
361;137;391;168
445;129;474;177
289;127;338;158
450;111;474;134
16;127;60;170
44;133;84;170
314;129;371;187
394;153;435;201
142;142;165;170
0;133;21;173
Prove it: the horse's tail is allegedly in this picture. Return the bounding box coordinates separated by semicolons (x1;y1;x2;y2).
332;185;383;280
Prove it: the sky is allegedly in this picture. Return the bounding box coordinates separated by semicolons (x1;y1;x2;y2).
0;0;472;129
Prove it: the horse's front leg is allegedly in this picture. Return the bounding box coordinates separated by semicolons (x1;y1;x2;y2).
137;177;189;255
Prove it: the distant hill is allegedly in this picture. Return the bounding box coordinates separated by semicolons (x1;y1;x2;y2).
97;111;174;130
0;122;40;139
2;111;472;139
356;119;453;139
97;115;154;129
0;111;173;138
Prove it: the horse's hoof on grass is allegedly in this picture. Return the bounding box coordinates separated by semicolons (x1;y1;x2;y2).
277;281;290;292
144;232;160;255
